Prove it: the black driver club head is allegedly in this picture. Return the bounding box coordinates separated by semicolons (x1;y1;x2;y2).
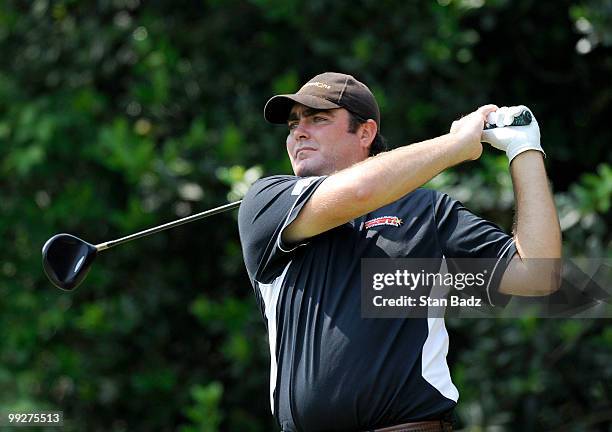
42;233;98;291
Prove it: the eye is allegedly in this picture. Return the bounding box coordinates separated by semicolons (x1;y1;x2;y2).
313;115;327;122
288;122;298;130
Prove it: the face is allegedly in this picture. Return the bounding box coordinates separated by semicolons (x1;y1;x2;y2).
286;104;371;177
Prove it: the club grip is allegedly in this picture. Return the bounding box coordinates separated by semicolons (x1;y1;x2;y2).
484;110;532;129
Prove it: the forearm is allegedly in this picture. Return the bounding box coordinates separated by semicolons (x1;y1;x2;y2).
510;151;562;259
337;133;466;213
499;150;562;296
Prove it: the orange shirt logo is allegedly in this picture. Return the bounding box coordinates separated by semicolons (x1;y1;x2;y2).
364;216;403;229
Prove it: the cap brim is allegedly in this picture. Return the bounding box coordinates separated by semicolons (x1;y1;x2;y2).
264;94;342;124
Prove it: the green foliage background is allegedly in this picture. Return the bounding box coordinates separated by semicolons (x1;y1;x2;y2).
0;0;610;431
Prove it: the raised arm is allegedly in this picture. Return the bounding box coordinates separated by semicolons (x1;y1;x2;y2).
283;105;499;244
482;107;562;296
497;151;562;295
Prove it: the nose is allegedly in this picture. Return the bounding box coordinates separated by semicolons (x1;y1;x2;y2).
292;121;309;141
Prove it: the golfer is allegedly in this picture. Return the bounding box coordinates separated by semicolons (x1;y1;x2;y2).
238;72;561;431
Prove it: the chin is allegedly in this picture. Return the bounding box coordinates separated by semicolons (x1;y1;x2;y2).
294;160;325;177
295;164;328;177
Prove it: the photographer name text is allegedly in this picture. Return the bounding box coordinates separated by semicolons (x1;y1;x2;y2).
373;295;482;307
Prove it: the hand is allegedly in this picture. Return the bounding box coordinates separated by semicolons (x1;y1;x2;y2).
481;105;545;163
450;104;498;161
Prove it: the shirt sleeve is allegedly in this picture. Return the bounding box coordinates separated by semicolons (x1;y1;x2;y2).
238;175;327;284
433;190;517;306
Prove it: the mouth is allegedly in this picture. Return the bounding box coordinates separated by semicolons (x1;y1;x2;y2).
295;147;317;158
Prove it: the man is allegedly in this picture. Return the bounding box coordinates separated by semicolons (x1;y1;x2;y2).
238;72;561;431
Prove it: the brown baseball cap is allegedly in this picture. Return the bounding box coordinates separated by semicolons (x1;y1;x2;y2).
264;72;380;129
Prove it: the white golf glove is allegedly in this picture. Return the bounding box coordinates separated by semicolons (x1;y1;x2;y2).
481;105;545;164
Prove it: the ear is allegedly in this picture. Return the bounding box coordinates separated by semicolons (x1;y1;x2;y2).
359;119;378;153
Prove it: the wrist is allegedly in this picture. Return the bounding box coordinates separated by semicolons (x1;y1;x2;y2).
509;148;546;168
507;145;546;164
445;132;482;164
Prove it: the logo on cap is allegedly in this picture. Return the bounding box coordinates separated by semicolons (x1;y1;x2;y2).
302;82;332;90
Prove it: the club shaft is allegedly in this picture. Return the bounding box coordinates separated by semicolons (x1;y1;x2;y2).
95;200;242;251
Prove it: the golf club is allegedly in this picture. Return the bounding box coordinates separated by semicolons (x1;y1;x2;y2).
41;111;530;292
42;200;242;291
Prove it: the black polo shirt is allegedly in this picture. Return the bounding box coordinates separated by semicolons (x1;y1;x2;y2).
238;175;516;432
